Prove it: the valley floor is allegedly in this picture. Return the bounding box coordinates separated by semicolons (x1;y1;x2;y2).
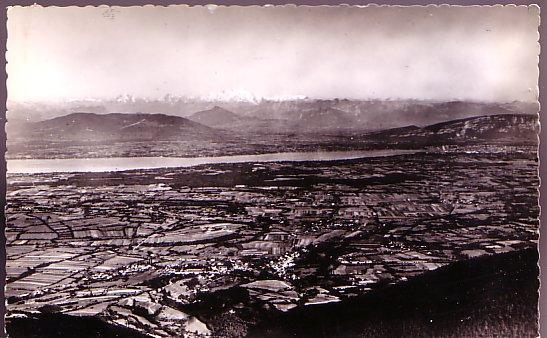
4;145;539;337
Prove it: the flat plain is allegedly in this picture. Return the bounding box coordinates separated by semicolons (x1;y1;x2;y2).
5;141;539;337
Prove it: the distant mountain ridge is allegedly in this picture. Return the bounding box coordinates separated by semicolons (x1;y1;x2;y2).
220;99;537;130
7;111;538;147
8;112;215;141
290;106;357;131
8;99;537;131
187;106;248;128
183;100;536;133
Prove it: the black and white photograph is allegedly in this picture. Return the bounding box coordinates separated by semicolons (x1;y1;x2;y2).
4;4;541;337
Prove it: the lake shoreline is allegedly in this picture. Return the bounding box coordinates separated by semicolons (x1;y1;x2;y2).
7;149;422;174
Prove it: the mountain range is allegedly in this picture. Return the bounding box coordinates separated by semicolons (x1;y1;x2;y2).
8;99;538;132
236;99;537;131
186;105;358;131
7;110;538;147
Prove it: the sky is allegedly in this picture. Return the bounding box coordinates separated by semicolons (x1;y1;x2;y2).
7;5;540;102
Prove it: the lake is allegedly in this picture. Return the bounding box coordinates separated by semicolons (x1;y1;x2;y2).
7;149;420;174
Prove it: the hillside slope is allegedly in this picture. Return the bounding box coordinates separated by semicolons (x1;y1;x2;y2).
364;114;539;146
8;112;216;141
187;106;243;128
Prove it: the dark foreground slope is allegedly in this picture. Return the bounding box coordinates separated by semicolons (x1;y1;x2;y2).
246;248;539;338
7;248;537;338
6;314;150;338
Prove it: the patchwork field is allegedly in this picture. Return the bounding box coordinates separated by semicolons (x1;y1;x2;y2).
5;145;539;337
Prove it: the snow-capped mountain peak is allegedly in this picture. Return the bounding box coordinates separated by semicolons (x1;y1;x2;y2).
203;89;261;104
